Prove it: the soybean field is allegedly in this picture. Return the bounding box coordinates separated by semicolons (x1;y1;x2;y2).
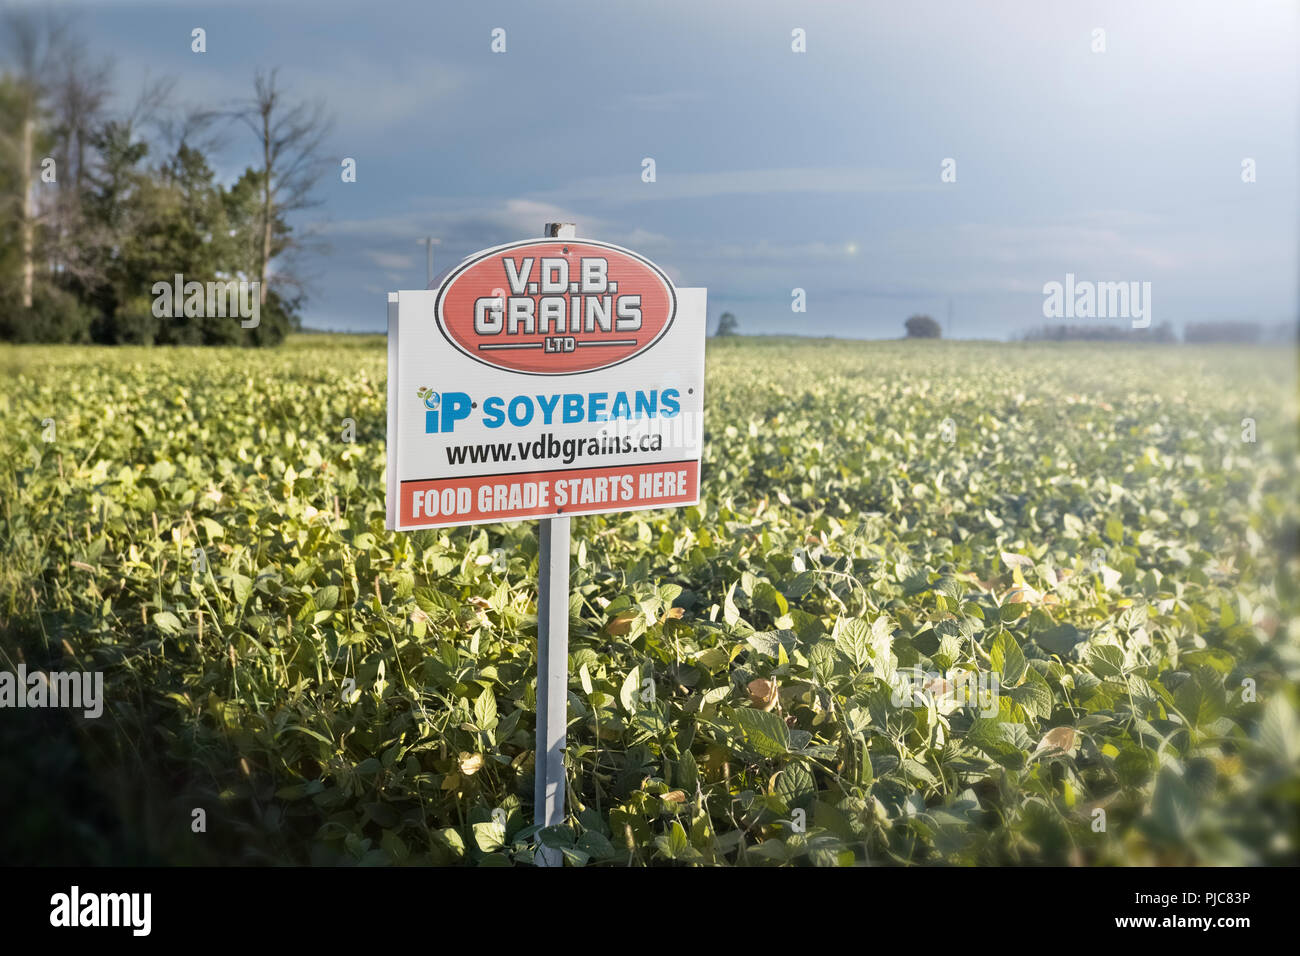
1;335;1297;866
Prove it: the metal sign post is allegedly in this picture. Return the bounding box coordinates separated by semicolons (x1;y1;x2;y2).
533;221;574;867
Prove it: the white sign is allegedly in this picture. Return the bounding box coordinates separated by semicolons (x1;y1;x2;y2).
386;237;706;529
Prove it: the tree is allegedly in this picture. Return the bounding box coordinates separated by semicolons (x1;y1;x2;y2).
0;76;26;299
715;311;739;337
43;51;126;306
234;69;331;306
0;33;315;346
905;314;942;339
1020;322;1177;343
1183;321;1263;344
1;8;70;307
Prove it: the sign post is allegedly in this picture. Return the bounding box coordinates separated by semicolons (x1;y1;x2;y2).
386;221;706;865
534;222;574;867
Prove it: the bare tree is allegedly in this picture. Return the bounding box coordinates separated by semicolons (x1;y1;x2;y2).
44;38;113;284
1;7;71;306
234;69;332;303
51;40;112;192
54;73;176;290
121;72;176;147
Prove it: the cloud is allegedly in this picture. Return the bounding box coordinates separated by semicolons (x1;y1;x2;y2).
532;167;938;204
365;250;417;271
620;90;704;112
109;52;461;160
293;54;462;133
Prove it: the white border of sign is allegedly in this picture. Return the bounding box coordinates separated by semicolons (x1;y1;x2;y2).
386;243;706;530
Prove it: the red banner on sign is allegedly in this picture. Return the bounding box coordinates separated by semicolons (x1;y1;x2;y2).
435;239;676;375
400;460;699;527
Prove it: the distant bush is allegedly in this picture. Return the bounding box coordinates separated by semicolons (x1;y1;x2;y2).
0;284;96;344
1021;322;1177;342
1183;321;1262;343
905;314;942;338
243;290;297;347
106;296;163;345
94;287;297;347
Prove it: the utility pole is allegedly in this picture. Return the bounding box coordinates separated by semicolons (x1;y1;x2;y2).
416;237;441;287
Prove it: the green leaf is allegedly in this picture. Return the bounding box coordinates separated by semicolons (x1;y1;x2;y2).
733;706;790;758
1256;696;1300;763
414;587;455;616
990;631;1027;686
1088;644;1125;678
999;601;1027;623
472;820;505;852
774;761;816;810
1174;668;1224;730
723;582;741;627
1007;667;1051;720
576;829;617;861
1034;623;1085;657
474;689;498;730
1105;516;1125;543
620;664;643;715
229;573;252;606
538;825;575;849
695;647;730;672
655;820;693;860
747;629;795;658
968;719;1028;770
835;618;871;668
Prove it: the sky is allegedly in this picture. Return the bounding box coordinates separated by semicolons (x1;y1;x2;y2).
21;0;1300;338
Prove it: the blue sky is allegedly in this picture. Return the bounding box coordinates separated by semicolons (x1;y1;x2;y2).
46;0;1300;337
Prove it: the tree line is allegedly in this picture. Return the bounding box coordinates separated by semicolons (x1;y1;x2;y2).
0;10;332;345
1020;321;1294;343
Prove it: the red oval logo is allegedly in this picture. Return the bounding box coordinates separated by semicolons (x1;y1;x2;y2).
435;238;676;375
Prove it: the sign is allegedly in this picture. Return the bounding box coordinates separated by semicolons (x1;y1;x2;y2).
386;237;706;529
385;224;703;866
